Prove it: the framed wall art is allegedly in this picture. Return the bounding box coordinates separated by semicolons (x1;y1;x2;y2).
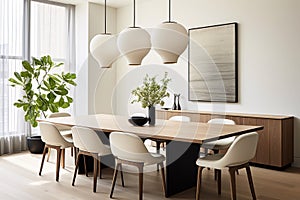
188;22;238;102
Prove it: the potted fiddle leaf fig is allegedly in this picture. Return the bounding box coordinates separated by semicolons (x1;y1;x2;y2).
9;55;77;127
131;72;171;125
9;55;76;153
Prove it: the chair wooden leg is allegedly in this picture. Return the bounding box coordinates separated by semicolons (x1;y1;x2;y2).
56;148;62;182
119;163;125;187
214;169;217;180
98;159;102;179
156;141;161;171
246;165;257;200
196;166;204;200
71;147;73;157
72;152;81;186
216;169;221;195
159;162;166;196
93;156;98;193
110;162;120;198
39;146;48;176
137;163;144;200
229;167;237;200
73;147;77;165
83;155;88;177
61;149;65;169
47;147;51;162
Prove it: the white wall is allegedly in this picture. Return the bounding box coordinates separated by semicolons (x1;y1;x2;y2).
88;3;117;114
75;2;89;115
111;0;300;166
75;2;117;115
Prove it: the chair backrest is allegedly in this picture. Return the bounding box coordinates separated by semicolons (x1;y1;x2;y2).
208;118;235;125
218;132;259;167
109;132;153;163
71;126;109;154
39;122;72;148
48;112;71;118
169;115;191;122
48;112;71;131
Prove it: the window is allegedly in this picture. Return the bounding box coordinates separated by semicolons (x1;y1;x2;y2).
0;0;24;137
0;0;75;155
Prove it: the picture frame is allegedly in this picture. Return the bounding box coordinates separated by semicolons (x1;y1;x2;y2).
188;22;238;102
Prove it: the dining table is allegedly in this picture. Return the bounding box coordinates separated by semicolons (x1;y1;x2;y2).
40;113;263;197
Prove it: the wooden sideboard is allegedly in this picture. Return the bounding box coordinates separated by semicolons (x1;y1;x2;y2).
156;109;294;168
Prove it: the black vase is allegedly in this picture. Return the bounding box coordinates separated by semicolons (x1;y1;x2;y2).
148;106;156;126
177;94;181;110
172;94;177;110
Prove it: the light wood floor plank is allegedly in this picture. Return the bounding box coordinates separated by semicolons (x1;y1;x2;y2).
0;150;300;200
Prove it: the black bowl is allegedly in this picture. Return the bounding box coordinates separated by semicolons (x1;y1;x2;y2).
128;116;149;126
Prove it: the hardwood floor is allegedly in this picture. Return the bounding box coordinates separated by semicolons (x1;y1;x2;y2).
0;150;300;200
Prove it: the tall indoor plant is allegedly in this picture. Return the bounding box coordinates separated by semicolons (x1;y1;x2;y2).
9;55;76;127
131;72;171;125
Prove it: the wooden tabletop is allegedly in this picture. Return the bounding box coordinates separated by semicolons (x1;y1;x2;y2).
40;114;263;144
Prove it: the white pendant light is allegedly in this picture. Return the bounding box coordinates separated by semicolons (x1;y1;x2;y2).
117;0;151;66
90;0;119;68
151;0;188;64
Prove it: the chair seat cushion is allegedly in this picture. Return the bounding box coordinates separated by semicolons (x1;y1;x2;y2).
196;153;248;169
202;136;235;150
145;153;165;166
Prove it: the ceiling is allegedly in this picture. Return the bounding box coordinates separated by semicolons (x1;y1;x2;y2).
52;0;135;8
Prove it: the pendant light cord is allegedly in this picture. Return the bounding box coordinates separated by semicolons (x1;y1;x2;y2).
168;0;171;22
133;0;136;27
104;0;107;33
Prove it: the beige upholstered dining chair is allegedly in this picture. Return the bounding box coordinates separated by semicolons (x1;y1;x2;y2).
38;122;74;182
202;118;236;154
47;112;74;164
109;131;166;200
71;126;116;193
196;132;259;200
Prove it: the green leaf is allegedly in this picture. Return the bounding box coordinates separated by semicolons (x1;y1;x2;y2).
24;82;32;92
49;77;56;89
22;61;34;73
20;71;31;78
66;96;73;103
40;87;49;91
47;92;56;103
49;104;58;112
59;97;64;107
14;72;23;82
40;103;48;111
8;78;22;86
32;57;42;66
54;86;68;95
61;102;70;108
32;120;38;127
54;62;64;68
49;74;61;82
66;80;77;86
43;80;51;90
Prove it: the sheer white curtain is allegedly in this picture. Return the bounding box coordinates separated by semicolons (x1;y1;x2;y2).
30;1;76;117
0;0;29;155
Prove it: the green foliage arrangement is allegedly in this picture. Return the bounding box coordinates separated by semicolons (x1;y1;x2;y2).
131;72;171;108
9;55;77;127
